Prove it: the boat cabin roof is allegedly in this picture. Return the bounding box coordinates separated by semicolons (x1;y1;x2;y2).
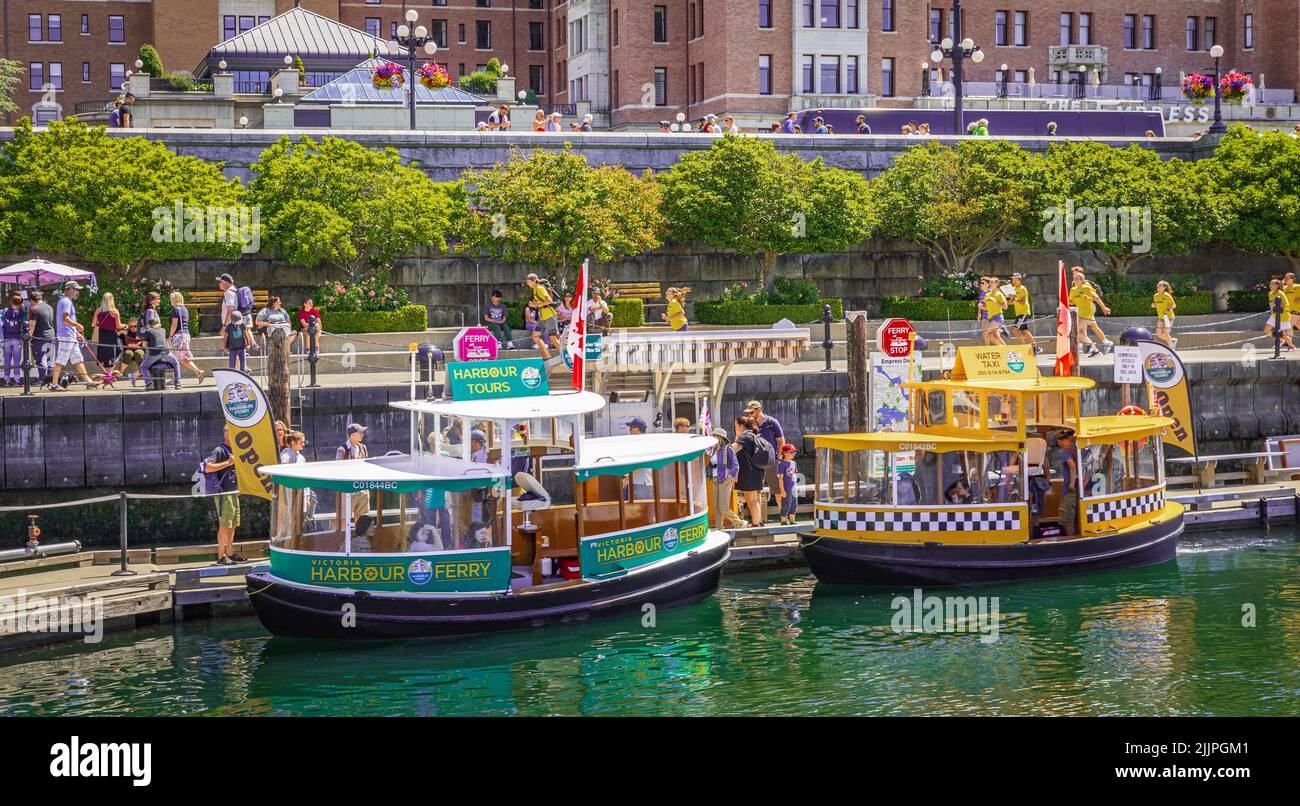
1076;415;1175;445
259;452;505;493
906;376;1096;395
808;431;1025;453
391;390;607;421
576;434;718;479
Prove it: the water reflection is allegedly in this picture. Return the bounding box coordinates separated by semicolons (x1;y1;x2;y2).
1;528;1297;716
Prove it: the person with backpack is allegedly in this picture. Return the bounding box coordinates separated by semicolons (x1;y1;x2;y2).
202;426;246;565
223;310;256;371
744;400;785;521
336;423;372;529
733;415;772;528
218;274;238;329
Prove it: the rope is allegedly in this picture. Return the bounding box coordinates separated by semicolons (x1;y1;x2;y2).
0;490;235;514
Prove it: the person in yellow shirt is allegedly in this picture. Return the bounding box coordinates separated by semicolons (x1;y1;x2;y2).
980;277;1008;346
526;273;559;359
1008;273;1041;354
1266;278;1296;351
1151;280;1177;348
662;286;691;331
1283;272;1300;332
1069;269;1113;357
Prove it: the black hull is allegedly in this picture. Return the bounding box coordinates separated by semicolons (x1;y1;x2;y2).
245;539;729;640
800;514;1182;587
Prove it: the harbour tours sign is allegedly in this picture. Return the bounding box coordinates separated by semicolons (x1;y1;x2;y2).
579;512;709;578
447;357;549;401
270;546;512;593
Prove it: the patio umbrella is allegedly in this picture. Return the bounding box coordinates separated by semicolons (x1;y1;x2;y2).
0;258;98;290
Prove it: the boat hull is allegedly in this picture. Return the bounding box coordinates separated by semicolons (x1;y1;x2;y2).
245;536;730;640
799;513;1182;587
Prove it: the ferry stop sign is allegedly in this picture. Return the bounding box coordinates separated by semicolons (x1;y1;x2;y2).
877;318;916;358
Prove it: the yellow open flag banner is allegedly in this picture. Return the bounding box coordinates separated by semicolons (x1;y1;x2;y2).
1138;340;1197;458
211;368;280;500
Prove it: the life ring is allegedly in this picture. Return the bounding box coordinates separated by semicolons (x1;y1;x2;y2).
1117;405;1148;453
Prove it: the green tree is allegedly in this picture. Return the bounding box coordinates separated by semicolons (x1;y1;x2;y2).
872;139;1037;275
454;145;663;273
1205;125;1300;272
138;44;164;77
659;135;873;290
249;135;455;282
0;59;22;115
1025;140;1227;274
0;119;247;277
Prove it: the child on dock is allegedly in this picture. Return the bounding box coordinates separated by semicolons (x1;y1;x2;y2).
777;444;799;525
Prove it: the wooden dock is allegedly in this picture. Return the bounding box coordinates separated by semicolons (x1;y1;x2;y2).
1;481;1296;653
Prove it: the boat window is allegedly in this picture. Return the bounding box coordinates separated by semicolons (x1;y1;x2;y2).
1090;436;1160;496
952;390;981;428
986;393;1018;431
926;390;947;426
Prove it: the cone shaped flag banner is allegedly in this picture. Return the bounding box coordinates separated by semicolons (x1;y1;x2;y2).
1136;339;1197;459
566;258;590;391
1054;260;1075;377
212;368;280;500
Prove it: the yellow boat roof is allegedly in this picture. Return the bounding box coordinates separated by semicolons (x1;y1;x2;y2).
907;376;1095;393
808;431;1024;453
1075;415;1174;445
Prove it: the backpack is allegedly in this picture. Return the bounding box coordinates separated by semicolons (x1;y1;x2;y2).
235;286;255;315
751;434;777;470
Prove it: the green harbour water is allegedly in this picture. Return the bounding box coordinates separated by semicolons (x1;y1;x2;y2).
1;527;1298;717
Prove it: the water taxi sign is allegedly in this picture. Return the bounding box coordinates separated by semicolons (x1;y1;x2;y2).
951;345;1040;380
447;358;549;400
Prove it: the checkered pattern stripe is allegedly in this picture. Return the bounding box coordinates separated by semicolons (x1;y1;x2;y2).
1085;489;1164;523
816;507;1022;533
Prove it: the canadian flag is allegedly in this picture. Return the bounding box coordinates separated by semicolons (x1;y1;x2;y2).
1054;260;1075;377
567;258;589;391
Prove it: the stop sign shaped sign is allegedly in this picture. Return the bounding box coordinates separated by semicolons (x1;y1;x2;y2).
877;318;916;358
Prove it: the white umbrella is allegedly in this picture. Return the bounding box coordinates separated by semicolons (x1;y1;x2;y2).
0;258;98;290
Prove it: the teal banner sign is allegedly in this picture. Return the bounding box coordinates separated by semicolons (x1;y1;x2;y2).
578;512;710;578
447;358;549;401
270;546;512;593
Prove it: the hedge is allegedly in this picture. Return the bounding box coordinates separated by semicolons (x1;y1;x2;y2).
880;297;978;321
694;298;843;325
1104;291;1213;317
1226;290;1268;313
504;298;644;329
320;304;428;333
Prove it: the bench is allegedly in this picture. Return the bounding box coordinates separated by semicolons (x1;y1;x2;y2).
186;289;270;332
1167;451;1287;489
609;281;663;302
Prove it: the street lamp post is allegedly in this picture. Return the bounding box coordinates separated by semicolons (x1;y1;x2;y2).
997;63;1009;99
1150;67;1163;101
1207;44;1227;134
929;0;985;134
390;9;439;131
920;63;931;97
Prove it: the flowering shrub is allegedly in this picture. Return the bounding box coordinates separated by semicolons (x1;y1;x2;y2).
1181;72;1214;103
719;281;753;302
371;61;405;90
74;276;198;337
920;271;981;300
1220;70;1253;103
313;269;411;312
590;276;620;301
418;62;450;90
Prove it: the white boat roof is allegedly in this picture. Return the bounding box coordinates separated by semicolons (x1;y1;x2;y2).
260;452;505;492
576;433;717;478
392;390;607;421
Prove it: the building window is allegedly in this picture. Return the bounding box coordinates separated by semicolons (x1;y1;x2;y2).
108;15;125;43
391;22;398;39
803;0;815;29
697;1;704;36
239;16;255;34
1014;69;1027;83
48;63;62;90
29;63;44;91
1141;15;1155;50
688;3;695;39
1079;13;1091;45
688;63;696;103
930;9;942;42
654;6;668;42
995;11;1007;46
223;16;236;40
1013;11;1027;46
258;16;269;25
802;55;814;93
109;63;125;89
1123;15;1136;49
879;1;892;32
881;57;894;97
1243;14;1253;49
759;0;772;29
1186;17;1198;51
759;54;772;95
81;15;89;35
476;20;491;49
476;0;491;7
28;14;42;42
529;0;543;8
48;15;62;42
530;64;544;94
821;0;839;29
431;20;447;48
364;18;380;38
613;10;619;46
570;17;585;54
847;55;859;94
1204;17;1217;50
82;62;90;83
653;67;666;105
820;56;840;94
529;21;544;50
1059;13;1071;46
458;24;466;44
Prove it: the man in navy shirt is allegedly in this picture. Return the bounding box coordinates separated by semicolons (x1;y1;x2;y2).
1056;430;1079;536
745;400;786;520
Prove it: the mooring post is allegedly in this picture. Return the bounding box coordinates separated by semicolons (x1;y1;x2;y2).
821;303;834;372
1259;496;1270;530
306;315;320;387
847;313;870;433
111;491;136;576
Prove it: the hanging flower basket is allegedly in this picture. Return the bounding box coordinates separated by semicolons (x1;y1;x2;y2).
418;62;450;90
1180;72;1214;104
371;61;405;90
1220;70;1253;103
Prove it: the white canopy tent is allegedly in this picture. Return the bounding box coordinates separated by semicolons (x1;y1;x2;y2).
0;259;97;290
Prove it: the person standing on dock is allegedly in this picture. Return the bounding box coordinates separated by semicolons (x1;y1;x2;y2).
204;427;245;565
26;290;55;386
1009;274;1041;354
337;423;372;526
2;294;23;386
49;281;94;391
708;427;744;529
1055;430;1079;537
743;401;785;522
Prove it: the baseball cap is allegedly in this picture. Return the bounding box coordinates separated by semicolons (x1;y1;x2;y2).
63;281;83;291
625;417;647;431
218;273;234;285
347;423;368;436
743;400;762;412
